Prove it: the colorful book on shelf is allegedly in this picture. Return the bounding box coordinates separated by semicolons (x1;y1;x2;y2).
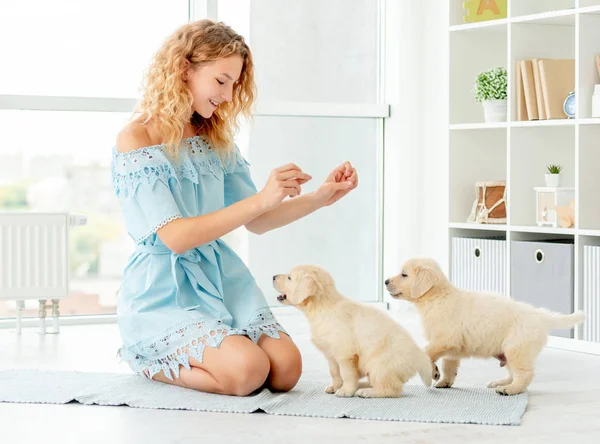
516;61;528;121
538;59;575;119
520;60;539;120
532;59;547;120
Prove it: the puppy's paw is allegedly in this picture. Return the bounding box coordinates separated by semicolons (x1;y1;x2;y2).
487;380;505;389
435;379;454;389
495;386;524;396
335;387;357;397
488;377;512;389
356;388;402;398
325;379;343;394
356;388;375;398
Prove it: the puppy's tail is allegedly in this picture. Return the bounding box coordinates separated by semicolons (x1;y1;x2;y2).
540;309;585;329
416;352;433;387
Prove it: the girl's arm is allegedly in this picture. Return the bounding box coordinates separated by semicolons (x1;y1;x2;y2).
159;163;309;253
244;189;336;235
158;193;267;254
118;127;309;254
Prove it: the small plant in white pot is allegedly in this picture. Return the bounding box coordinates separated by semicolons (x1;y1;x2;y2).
473;67;507;123
545;164;563;187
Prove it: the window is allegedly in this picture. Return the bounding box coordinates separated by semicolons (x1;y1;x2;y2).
246;116;380;303
0;0;189;97
0;110;133;318
218;0;379;102
217;0;384;303
0;1;191;319
0;0;385;321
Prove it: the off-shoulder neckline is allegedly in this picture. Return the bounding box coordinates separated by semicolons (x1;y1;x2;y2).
112;136;207;156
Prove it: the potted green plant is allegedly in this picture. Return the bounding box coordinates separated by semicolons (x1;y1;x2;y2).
545;164;563;187
473;67;508;123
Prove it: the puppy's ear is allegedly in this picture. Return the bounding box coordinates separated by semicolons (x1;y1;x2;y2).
295;273;323;303
410;266;436;298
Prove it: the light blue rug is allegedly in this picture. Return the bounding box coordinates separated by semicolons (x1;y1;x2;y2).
0;370;527;425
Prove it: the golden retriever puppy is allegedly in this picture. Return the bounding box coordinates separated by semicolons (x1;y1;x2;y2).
385;257;585;395
273;265;433;398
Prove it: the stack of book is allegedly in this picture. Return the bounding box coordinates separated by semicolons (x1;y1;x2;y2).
515;59;574;120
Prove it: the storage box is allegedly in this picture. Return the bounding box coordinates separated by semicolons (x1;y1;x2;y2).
451;237;506;295
511;240;574;338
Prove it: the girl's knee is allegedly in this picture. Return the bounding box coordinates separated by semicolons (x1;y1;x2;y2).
269;364;301;392
223;341;271;396
266;339;303;392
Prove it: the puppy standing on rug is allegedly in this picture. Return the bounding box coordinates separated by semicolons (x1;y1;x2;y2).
385;257;585;396
273;265;434;398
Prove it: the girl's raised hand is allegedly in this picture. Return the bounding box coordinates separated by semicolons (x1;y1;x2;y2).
258;163;312;211
315;161;358;207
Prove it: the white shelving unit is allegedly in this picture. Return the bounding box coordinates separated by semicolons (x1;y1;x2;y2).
448;0;600;355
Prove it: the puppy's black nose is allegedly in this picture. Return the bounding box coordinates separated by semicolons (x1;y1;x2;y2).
272;275;276;281
384;279;390;285
277;294;286;302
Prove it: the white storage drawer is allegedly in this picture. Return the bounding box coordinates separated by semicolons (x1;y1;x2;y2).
451;237;506;295
583;246;600;343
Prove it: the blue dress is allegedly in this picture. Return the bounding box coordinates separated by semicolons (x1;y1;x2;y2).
111;136;286;380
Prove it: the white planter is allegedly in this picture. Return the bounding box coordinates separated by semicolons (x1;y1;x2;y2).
545;173;561;187
482;99;507;123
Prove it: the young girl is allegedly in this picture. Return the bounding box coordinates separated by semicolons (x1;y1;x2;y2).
112;19;358;396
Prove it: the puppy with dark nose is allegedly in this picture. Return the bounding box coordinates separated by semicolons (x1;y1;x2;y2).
385;257;585;395
273;265;434;398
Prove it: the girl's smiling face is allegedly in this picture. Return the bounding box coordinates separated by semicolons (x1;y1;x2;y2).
185;54;243;118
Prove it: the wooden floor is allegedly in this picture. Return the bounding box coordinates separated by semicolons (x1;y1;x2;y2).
1;309;599;444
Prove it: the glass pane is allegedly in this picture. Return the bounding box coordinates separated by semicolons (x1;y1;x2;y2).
0;0;189;97
217;0;251;43
227;0;379;103
0;110;132;318
241;116;380;304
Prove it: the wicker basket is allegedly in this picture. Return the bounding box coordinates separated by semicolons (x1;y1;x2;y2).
467;180;507;224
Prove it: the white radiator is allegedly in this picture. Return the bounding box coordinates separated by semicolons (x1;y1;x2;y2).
451;237;506;295
0;212;87;334
583;246;600;343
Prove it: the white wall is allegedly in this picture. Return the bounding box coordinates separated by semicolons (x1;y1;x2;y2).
420;2;450;266
383;0;449;302
249;0;378;103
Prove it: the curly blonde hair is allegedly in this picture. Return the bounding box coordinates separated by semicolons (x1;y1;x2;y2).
135;19;256;156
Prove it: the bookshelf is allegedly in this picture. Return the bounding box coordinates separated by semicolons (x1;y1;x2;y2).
448;0;600;355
